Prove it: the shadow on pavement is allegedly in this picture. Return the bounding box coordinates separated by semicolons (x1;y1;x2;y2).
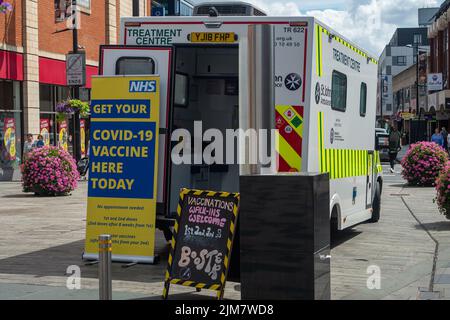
0;235;172;283
331;228;361;249
415;221;450;232
134;292;220;300
1;193;37;198
388;183;409;189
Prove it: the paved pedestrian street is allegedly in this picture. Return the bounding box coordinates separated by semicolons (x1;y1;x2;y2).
0;163;449;300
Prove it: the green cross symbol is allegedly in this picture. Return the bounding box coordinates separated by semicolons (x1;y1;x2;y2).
290;116;302;128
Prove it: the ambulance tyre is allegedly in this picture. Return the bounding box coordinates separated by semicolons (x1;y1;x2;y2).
370;183;381;223
330;206;339;233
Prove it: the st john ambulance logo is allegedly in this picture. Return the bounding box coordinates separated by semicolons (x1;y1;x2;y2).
284;73;302;91
315;82;321;104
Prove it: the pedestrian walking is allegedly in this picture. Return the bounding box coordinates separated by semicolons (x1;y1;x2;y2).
23;134;35;161
441;127;448;151
35;135;45;148
431;128;444;148
388;125;402;173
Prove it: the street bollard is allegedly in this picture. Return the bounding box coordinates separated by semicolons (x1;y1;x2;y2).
98;234;112;300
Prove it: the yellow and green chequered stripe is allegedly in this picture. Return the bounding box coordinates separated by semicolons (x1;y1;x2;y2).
315;24;378;77
317;112;382;179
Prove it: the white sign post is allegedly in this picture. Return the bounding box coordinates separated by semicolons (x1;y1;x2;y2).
66;52;86;86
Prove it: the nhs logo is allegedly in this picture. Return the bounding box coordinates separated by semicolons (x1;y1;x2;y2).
129;80;157;92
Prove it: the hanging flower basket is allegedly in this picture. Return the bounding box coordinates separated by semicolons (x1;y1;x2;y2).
56;99;90;122
0;1;13;14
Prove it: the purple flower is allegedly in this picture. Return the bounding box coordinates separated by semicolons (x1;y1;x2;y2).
0;1;12;14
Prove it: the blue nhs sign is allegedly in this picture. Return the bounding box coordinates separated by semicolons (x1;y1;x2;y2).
129;80;157;92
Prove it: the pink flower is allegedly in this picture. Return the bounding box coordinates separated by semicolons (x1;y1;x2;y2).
21;146;80;195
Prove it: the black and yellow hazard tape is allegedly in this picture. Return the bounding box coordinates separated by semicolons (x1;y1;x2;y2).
162;188;240;300
168;279;222;291
217;193;239;299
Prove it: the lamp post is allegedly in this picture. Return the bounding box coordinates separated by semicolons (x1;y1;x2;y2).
406;43;430;143
71;0;81;162
406;43;429;120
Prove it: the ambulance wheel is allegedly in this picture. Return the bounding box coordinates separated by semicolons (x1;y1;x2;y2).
370;183;381;223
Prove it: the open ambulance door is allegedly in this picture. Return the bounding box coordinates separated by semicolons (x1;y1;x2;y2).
99;45;175;217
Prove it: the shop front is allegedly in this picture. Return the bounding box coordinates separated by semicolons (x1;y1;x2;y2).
38;57;95;158
0;50;24;181
427;89;450;140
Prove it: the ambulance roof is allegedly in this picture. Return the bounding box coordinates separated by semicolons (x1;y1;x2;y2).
121;15;377;62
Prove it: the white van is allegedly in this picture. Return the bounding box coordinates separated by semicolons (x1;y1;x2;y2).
98;5;383;236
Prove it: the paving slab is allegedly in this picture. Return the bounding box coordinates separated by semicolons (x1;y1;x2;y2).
1;163;450;300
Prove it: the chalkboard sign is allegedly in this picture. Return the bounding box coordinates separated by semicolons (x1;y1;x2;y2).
163;188;240;300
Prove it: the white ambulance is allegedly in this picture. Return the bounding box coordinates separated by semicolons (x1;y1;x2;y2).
98;2;383;236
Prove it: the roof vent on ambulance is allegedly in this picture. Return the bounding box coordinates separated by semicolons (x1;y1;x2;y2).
193;1;267;16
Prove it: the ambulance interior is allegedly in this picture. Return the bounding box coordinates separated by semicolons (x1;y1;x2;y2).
169;46;239;215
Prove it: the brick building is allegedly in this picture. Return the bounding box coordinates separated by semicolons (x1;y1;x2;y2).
427;0;450;135
0;0;151;180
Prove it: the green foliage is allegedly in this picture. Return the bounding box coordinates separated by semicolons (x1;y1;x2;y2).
69;99;90;118
56;99;90;123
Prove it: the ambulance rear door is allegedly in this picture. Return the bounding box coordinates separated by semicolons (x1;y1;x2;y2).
99;45;174;214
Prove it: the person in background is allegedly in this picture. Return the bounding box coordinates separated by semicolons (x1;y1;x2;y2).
35;135;45;148
388;125;402;174
23;134;35;161
431;128;444;148
447;133;450;153
441;127;448;151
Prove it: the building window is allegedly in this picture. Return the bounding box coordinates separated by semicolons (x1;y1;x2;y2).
77;0;90;10
386;65;392;75
0;80;15;110
180;0;194;16
360;83;367;117
153;0;193;16
0;80;23;179
39;84;54;113
386;103;392;111
55;0;90;22
133;0;140;16
393;56;407;66
331;70;347;112
413;34;422;45
116;57;155;75
386;46;391;57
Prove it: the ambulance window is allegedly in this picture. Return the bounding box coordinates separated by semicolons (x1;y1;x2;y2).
115;57;155;75
331;70;347;112
360;82;367;117
174;73;189;107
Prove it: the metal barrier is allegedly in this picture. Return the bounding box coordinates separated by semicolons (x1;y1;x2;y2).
98;234;112;300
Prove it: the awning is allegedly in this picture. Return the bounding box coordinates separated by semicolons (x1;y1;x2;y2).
0;49;24;81
39;56;98;88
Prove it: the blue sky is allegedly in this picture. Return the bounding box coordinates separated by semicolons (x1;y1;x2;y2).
198;0;442;56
